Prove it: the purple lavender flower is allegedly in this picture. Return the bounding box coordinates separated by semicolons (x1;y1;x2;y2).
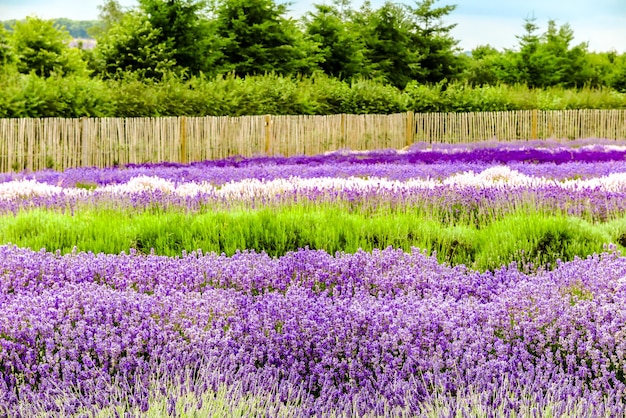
1;245;625;415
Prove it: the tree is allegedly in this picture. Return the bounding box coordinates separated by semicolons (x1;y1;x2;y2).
513;18;593;88
10;17;87;77
137;0;212;74
92;11;177;80
608;53;626;92
406;0;462;84
211;0;318;76
351;0;461;88
353;1;422;88
461;45;502;86
545;21;594;87
303;3;368;80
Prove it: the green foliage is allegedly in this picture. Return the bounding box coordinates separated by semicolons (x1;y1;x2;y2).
9;16;88;77
352;1;422;89
406;0;462;84
462;45;510;86
608;53;626;93
211;0;319;76
404;81;626;113
348;0;461;88
107;72;318;116
138;0;211;74
92;11;177;80
509;18;595;88
300;73;352;114
104;72;409;116
458;21;626;91
3;3;624;95
0;72;113;118
218;73;319;115
406;81;517;112
0;207;620;272
101;73;164;116
2;0;626;118
0;70;624;117
339;78;407;114
0;72;22;117
303;4;369;80
0;26;15;69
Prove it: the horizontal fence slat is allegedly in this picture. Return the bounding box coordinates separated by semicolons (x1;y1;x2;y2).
1;110;625;172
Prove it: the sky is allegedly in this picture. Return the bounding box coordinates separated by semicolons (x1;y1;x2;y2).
0;0;625;53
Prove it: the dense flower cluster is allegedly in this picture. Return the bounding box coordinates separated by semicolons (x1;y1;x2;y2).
6;168;626;200
1;245;626;416
2;172;626;222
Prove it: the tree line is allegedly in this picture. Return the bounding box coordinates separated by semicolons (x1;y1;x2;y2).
0;0;625;118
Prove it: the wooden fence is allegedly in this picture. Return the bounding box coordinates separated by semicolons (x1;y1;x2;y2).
1;109;625;172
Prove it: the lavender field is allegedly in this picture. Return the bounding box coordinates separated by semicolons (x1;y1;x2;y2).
3;140;626;417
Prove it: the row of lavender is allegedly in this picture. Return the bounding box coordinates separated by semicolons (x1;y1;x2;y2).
2;245;626;416
3;169;626;222
3;141;626;187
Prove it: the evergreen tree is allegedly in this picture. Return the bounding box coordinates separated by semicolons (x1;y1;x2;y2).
514;18;593;88
137;0;211;74
353;1;422;88
303;2;368;80
211;0;318;76
352;0;461;88
406;0;462;84
92;11;177;79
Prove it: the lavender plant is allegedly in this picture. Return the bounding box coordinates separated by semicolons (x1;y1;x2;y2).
1;246;626;416
0;208;617;272
3;141;626;187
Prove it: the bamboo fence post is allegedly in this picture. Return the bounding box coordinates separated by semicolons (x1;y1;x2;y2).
180;116;187;164
405;111;414;148
341;113;346;149
264;115;272;154
547;112;553;139
81;117;89;167
27;119;34;172
531;109;538;140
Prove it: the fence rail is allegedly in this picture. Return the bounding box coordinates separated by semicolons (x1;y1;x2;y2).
1;109;625;172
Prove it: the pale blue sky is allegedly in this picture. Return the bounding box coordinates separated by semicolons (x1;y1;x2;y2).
1;0;624;52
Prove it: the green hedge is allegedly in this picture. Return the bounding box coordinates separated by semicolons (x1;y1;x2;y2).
0;71;624;118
